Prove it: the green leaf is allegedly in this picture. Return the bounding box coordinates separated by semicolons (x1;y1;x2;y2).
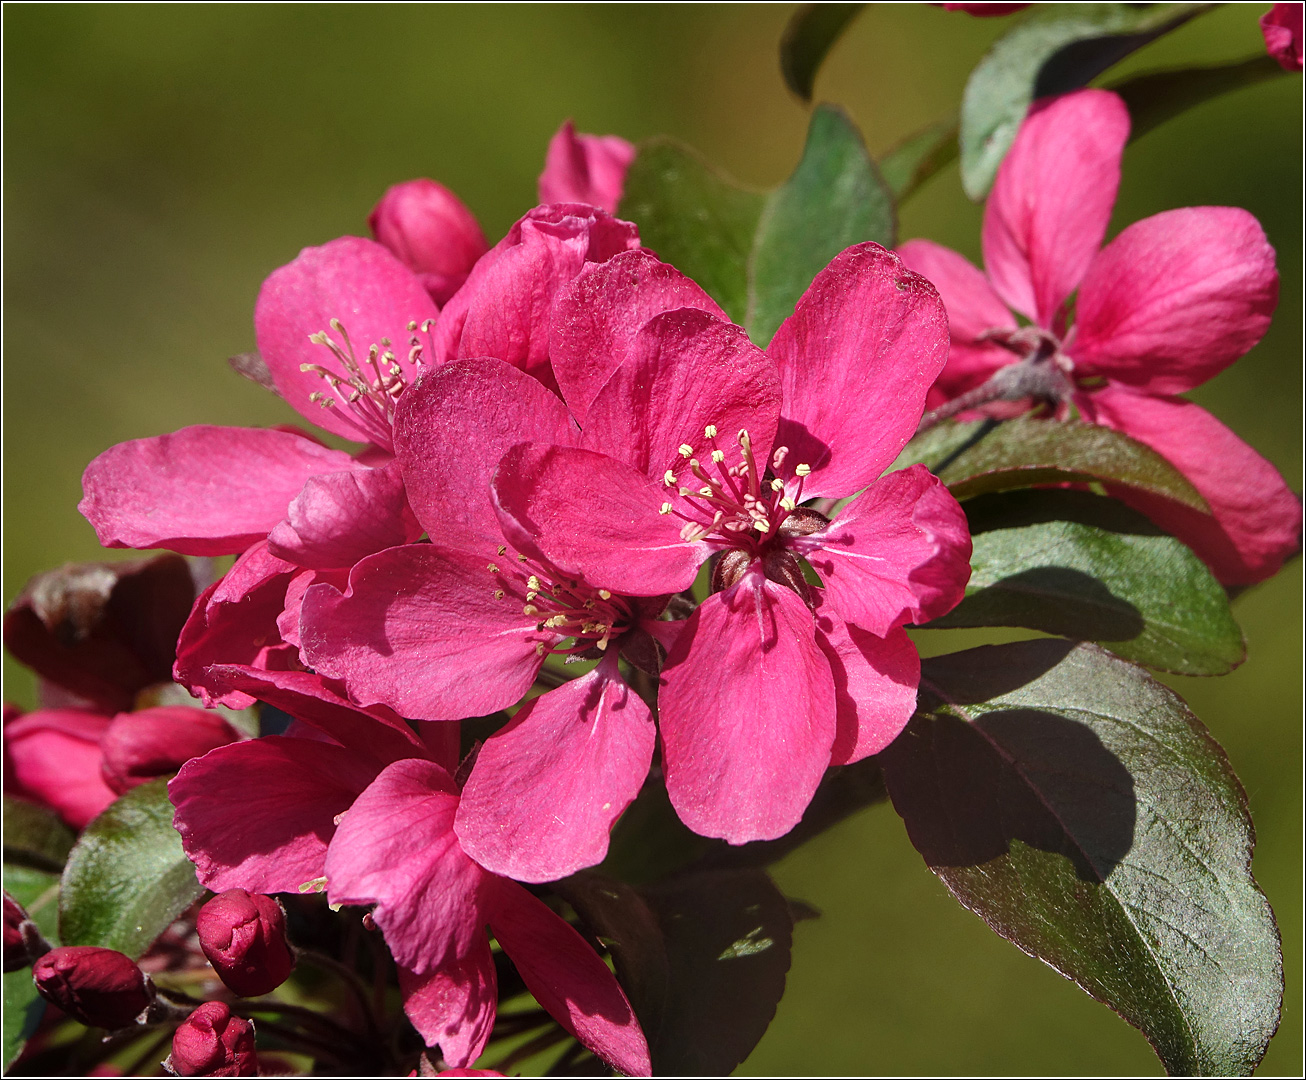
3;797;75;873
877;114;959;203
59;779;204;958
931;490;1245;675
619;104;893;346
891;417;1208;511
3;969;44;1069
959;3;1213;200
557;868;794;1076
882;640;1282;1076
779;3;866;101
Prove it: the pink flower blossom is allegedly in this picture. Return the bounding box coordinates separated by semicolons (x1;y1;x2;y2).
370;179;489;305
898;89;1299;586
1262;3;1304;71
538;121;635;213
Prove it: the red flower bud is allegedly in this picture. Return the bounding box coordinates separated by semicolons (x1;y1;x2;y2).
4;892;40;972
168;1001;258;1077
32;946;153;1029
195;890;294;997
369;178;488;306
99;706;240;794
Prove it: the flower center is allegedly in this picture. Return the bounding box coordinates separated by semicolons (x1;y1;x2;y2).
300;317;435;450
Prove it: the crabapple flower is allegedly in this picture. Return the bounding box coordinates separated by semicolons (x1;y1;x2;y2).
370;179;489;306
898;88;1298;586
538;121;635;213
489;244;971;843
167;1002;258;1077
1262;3;1303;71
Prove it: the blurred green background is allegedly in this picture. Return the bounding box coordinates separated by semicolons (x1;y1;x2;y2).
3;3;1299;1074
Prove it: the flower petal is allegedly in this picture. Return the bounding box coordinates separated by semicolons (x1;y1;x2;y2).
100;706;241;794
4;709;115;829
659;572;836;844
455;657;655;882
485;876;651;1077
983;89;1129;327
79;426;358;556
1077;385;1302;586
369;179;489;306
538;121;636;214
1072;207;1279;394
397;941;497;1067
1262;3;1304;71
770;243;950;496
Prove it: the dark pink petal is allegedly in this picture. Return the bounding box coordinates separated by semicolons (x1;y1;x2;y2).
485;877;651;1077
812;601;919;765
267;460;422;569
170;736;381;894
300;545;549;722
1262;3;1304;71
551;249;727;423
770;244;950;497
583;308;780;497
397;941;497;1067
538;121;636;214
1071;207;1279;393
659;572;836;844
277;569;316;648
797;465;971;636
455;656;655;882
393;359;577;550
79;427;358;556
369;179;489;306
492;443;707;596
100;706;242;794
1077;385;1302;586
983;89;1129;327
4;709;115;829
326;759;485;974
255;236;439;444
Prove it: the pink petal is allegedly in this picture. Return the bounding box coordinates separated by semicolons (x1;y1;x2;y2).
770;244;950;497
393;358;577;551
550;249;727;423
369;179;489;306
397;941;497;1067
538;121;636;214
300;545;549;722
659;572;836;844
582;308;780;498
99;706;241;794
4;709;115;829
1077;385;1302;586
455;656;655;882
170;735;381;894
326;759;485;974
1071;207;1279;394
1262;3;1304;71
983;89;1129;327
798;465;971;636
491;443;707;596
812;602;919;765
484;876;651;1077
79;426;358;556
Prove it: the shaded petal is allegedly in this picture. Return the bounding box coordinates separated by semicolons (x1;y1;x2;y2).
1072;207;1279;393
300;545;549;722
550;249;727;423
538;121;635;214
369;179;489;306
100;706;241;794
254;236;439;443
397;940;497;1067
485;877;651;1077
1262;3;1304;71
983;89;1129;326
659;572;836;844
170;736;380;894
492;443;707;596
326;759;484;974
1078;385;1302;586
455;656;655;882
770;244;950;496
393;358;576;550
812;602;919;765
79;427;358;556
798;465;972;636
267;460;422;569
4;709;115;829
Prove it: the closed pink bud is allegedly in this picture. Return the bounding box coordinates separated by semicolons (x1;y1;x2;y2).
99;706;240;795
168;1001;258;1077
32;946;153;1029
196;889;294;997
538;121;635;214
369;179;488;306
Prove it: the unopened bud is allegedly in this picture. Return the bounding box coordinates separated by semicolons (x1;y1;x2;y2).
100;707;240;795
167;1001;258;1077
32;946;153;1029
4;892;48;972
196;890;294;997
369;179;488;306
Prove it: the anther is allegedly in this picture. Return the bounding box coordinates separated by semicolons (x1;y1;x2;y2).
795;463;811;477
598;589;612;600
678;444;694;458
487;563;500;573
660;502;673;514
664;470;676;486
407;321;418;332
780;497;796;511
770;478;784;492
711;450;725;463
493;589;505;600
517;554;528;562
527;576;542;591
497;545;507;556
523;604;539;616
704;424;718;438
772;446;789;470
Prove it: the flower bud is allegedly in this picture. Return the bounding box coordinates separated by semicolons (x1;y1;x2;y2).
99;706;240;794
369;179;488;306
32;946;153;1029
538;121;635;214
167;1001;258;1077
4;892;47;972
195;890;294;997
